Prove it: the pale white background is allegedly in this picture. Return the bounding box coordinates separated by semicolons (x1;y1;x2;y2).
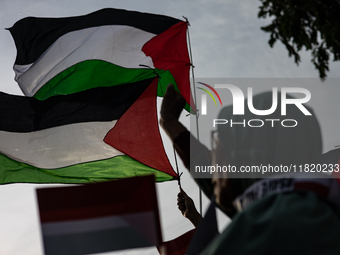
0;1;339;255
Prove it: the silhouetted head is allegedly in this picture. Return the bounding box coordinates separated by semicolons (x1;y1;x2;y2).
211;91;322;213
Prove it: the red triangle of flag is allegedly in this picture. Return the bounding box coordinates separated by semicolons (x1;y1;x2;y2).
142;21;195;112
104;78;177;178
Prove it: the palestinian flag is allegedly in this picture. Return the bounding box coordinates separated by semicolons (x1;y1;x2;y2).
0;78;178;183
37;175;163;255
8;8;193;111
0;8;192;184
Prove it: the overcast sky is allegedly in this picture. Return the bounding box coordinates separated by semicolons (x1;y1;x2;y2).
0;1;339;255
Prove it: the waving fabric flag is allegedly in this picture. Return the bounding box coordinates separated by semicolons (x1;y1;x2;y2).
37;175;162;255
0;8;193;184
8;8;193;111
0;78;177;184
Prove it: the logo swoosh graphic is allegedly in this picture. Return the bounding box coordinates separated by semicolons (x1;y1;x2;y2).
196;82;222;105
197;87;217;105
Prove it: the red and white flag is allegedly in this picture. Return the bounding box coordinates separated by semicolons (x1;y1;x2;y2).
36;175;162;255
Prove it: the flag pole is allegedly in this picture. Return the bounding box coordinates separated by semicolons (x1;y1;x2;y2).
183;16;203;216
173;147;183;189
151;66;183;189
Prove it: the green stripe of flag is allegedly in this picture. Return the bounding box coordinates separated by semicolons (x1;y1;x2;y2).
0;154;174;184
33;60;174;100
32;59;192;111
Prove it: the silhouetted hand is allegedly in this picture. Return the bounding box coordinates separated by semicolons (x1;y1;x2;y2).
160;84;186;122
177;188;202;228
160;84;187;141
